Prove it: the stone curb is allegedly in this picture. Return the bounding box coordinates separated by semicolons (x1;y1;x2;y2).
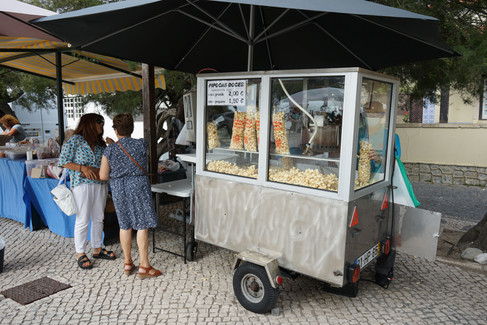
435;256;487;273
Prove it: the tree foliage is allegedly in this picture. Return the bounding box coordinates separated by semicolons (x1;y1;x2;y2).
0;69;57;117
2;0;486;118
27;0;108;13
0;0;196;118
0;0;107;117
373;0;487;103
83;69;196;117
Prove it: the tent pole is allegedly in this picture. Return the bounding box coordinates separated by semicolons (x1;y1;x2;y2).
142;63;157;184
55;51;65;145
247;5;255;72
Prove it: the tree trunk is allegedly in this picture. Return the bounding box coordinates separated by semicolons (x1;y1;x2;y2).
439;85;449;123
410;99;423;123
0;102;16;118
457;213;487;251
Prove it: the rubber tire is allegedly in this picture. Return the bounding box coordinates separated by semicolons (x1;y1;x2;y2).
233;262;279;314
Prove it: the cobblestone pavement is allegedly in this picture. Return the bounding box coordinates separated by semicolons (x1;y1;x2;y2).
1;203;487;325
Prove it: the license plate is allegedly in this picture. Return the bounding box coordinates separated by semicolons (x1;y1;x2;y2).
355;243;380;268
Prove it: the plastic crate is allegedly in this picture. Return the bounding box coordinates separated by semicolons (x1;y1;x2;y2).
5;149;27;160
25;158;58;177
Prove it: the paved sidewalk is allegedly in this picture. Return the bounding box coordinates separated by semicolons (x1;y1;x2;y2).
411;182;487;223
1;214;486;324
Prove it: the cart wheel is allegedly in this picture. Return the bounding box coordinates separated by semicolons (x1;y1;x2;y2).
233;262;279;314
186;241;197;261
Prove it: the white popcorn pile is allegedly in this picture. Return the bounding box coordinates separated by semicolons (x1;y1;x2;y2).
206;160;258;178
357;140;372;187
269;167;339;191
206;122;221;150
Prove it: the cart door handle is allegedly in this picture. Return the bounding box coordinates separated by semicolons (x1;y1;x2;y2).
375;215;385;223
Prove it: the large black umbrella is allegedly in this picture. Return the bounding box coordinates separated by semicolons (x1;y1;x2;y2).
1;0;167;145
33;0;457;73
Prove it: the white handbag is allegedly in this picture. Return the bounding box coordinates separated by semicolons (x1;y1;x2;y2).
50;168;78;216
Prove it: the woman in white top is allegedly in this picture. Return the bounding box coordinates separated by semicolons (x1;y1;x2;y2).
0;114;26;142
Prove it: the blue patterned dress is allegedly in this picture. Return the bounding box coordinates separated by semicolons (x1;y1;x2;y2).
103;137;157;230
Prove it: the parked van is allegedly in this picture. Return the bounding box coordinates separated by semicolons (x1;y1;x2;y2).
11;101;63;143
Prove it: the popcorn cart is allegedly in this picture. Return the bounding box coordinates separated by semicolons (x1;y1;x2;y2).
192;68;440;314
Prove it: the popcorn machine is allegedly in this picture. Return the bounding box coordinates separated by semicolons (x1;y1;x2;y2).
192;68;437;314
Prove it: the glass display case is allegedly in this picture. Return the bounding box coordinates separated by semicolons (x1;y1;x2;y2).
268;76;344;192
354;78;393;191
197;68;398;201
204;78;261;178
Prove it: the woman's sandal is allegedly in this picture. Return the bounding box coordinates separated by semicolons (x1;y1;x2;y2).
77;254;93;270
124;262;136;276
93;248;116;260
137;266;162;279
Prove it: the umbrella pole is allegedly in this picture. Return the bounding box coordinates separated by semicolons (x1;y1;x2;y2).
142;63;157;184
55;51;65;145
247;5;255;72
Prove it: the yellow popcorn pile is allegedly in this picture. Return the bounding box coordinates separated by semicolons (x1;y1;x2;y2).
269;167;338;191
357;140;372;187
206;160;258;178
206;122;221;150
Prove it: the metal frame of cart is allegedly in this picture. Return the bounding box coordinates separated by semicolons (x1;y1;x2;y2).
190;68;438;314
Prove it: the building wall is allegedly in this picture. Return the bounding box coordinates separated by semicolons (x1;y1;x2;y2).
448;90;479;123
395;88;487;186
396;123;487;186
428;90;484;124
396;123;487;167
66;101;145;140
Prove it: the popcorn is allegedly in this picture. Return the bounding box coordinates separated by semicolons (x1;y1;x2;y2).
269;167;338;191
255;110;260;147
357;140;372;187
244;111;257;152
206;160;258;179
229;112;246;150
272;111;290;155
206;122;221;150
206;161;338;191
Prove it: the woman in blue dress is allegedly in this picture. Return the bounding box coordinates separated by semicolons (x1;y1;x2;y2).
100;113;161;279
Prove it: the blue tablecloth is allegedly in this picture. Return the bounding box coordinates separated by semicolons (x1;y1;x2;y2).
1;158;110;239
0;158;28;225
24;176;77;238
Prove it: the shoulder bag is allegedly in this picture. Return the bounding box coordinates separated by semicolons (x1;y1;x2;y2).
50;168;78;216
117;141;156;183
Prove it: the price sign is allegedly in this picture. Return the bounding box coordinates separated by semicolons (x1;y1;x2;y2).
207;80;247;106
